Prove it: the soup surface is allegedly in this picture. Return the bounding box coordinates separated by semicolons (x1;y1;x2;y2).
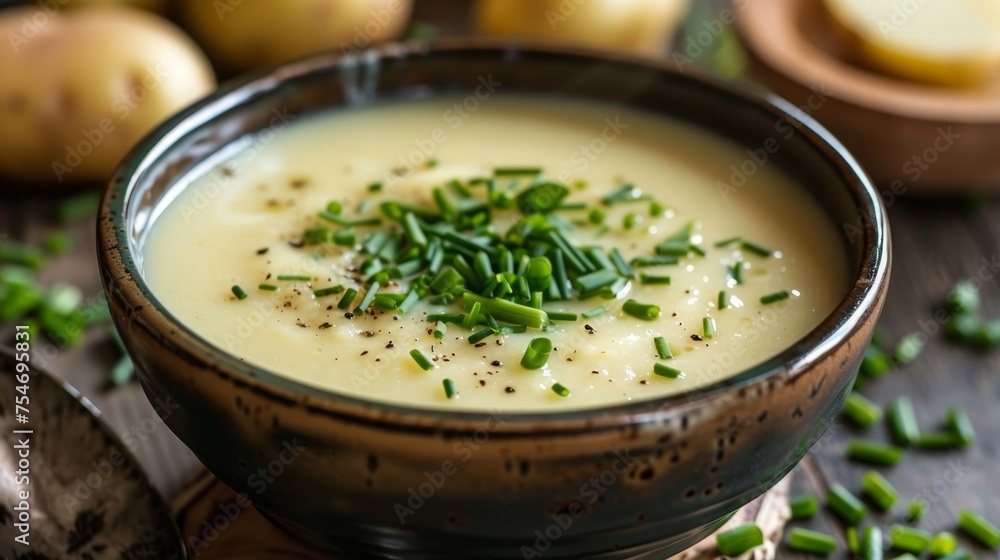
143;96;850;411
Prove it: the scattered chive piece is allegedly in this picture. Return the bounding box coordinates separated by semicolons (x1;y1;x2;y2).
601;184;641;206
716;523;764;556
609;249;635;278
231;285;248;300
890;555;918;560
945;408;975;447
760;290;791;304
929;532;958;556
893;333;925;364
355;282;380;313
368;182;383;192
789;494;819;519
110;355;135;386
938;551;973;560
729;261;744;284
551;383;570;397
741;240;773;257
521;337;553;370
277;275;311;282
588;208;605;224
337;288;358;309
468;328;494;345
908;500;926;522
623;213;638;230
58;192;100;223
398;290;420;314
575;268;619;293
958;509;1000;548
639;273;671;285
843;392;883;427
689;244;706;257
654;336;673;360
258;284;278;292
326;201;343;214
863;527;883;560
847;439;904;466
443;378;456;399
916;431;961;450
890;525;932;554
714;236;741;248
464;301;482;330
718;290;727;309
494;167;542;176
410;349;435;371
583;305;608;319
703;316;716;339
948;280;980;313
313;285;345;297
632;255;679;267
861;344;893;378
42;231;74;255
622;299;660;321
847;527;860;554
827;483;867;525
433;321;447;340
333;229;356;246
887;397;920;446
787;528;836;555
650;201;664;215
653;363;683;379
546;311;578;322
463;293;548;330
862;471;900;511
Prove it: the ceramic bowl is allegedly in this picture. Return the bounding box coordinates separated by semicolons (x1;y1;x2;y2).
98;40;890;559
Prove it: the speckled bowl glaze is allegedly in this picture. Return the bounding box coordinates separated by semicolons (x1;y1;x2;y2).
98;41;890;559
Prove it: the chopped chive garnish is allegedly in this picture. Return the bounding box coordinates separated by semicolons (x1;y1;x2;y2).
368;182;383;192
403;212;428;247
494;167;542;176
410;349;435;371
277;275;311;281
653;363;683;379
464;301;482;330
718;290;727;309
760;290;790;304
827;483;867;525
948;280;980;313
546;311;578;322
862;527;883;560
703;316;716;339
862;470;899;511
842;392;882;427
846;527;860;555
714;236;741;248
890;525;932;554
689;244;706;257
729;261;744;284
463;293;548;329
716;523;763;556
622;299;660;321
258;284;278;292
929;533;958;556
787;528;836;555
551;383;570;397
588;208;605;224
443;378;456;399
623;213;638;230
231;285;248;300
847;439;903;465
355;282;380;313
916;431;961;450
741;240;773;257
313;285;345;297
639;273;671;285
789;494;818;519
398;290;420;314
433;321;447;340
887;397;920;446
521;337;553;369
861;344;892;378
959;510;1000;548
326;201;343;214
945;408;976;447
893;333;924;364
609;249;634;279
318;211;382;227
908;500;926;522
650;201;664;216
575;269;619;293
654;336;673;360
601;184;641;206
582;305;608;318
333;229;356;246
337;288;358;309
468;328;494;345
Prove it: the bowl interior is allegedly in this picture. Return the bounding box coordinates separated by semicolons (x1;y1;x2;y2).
106;40;887;423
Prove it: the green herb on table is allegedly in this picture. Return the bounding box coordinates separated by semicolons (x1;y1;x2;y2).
716;523;763;556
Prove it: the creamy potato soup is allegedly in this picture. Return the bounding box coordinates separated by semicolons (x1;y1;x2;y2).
143;97;849;411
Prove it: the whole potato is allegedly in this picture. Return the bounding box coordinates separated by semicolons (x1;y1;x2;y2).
0;6;216;184
180;0;414;72
474;0;691;57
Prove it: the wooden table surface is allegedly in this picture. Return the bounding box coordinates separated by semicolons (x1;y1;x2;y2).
2;2;999;558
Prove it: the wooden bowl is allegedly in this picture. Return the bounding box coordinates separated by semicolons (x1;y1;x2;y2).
737;0;1000;194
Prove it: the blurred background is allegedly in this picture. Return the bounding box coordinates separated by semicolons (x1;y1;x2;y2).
2;0;1000;558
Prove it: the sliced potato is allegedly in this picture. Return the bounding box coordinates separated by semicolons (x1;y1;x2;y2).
179;0;414;72
823;0;1000;87
0;6;215;184
473;0;691;57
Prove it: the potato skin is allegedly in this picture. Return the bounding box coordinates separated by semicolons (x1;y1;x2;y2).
0;6;215;184
179;0;413;72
